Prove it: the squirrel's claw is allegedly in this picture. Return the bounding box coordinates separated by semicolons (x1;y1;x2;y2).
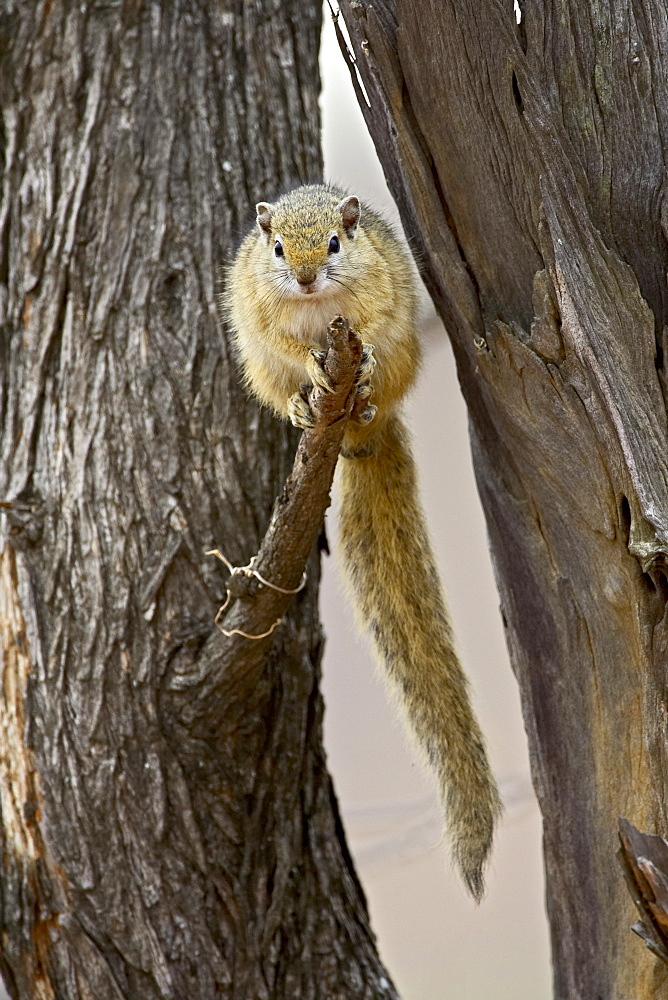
351;383;377;425
355;343;376;383
355;383;374;401
288;389;316;429
307;349;335;393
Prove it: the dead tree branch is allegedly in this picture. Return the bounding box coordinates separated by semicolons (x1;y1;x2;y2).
162;316;363;732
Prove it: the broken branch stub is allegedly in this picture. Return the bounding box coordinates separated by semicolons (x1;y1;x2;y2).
618;818;668;966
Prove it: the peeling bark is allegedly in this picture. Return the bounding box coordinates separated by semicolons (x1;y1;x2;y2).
0;3;397;997
337;1;668;997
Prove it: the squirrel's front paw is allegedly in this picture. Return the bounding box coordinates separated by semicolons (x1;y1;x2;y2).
350;345;376;424
307;349;335;393
288;388;316;429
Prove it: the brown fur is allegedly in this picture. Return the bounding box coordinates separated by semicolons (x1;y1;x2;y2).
223;184;502;897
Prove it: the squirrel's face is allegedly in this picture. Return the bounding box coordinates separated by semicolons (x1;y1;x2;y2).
255;191;361;300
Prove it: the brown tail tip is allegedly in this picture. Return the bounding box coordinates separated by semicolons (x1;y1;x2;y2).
454;805;501;902
463;866;486;904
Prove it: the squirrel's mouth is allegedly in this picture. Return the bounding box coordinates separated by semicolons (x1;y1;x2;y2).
291;275;329;298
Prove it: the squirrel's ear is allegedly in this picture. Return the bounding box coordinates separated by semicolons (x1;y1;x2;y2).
338;195;361;237
256;202;273;239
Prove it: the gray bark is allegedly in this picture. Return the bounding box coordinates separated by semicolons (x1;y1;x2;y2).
337;1;668;997
0;2;398;997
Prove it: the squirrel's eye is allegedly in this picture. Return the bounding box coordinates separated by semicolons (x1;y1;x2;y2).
274;240;284;257
328;235;340;254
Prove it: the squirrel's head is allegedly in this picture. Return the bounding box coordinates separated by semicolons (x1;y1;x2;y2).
254;186;361;299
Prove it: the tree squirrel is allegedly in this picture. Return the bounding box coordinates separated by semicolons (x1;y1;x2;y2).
223;183;502;899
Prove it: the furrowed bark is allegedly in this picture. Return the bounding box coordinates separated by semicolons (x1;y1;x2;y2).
0;3;397;997
338;1;668;997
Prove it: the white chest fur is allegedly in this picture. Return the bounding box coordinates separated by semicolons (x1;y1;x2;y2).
284;289;356;347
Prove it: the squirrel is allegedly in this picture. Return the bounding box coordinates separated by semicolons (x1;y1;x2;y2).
222;183;502;899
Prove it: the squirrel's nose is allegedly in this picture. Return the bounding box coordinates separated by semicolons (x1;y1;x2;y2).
296;268;316;286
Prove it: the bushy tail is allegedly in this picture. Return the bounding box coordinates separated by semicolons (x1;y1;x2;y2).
338;415;502;899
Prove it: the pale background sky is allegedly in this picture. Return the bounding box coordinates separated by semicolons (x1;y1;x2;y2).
319;9;552;999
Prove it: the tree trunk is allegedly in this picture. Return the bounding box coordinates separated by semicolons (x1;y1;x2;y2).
0;3;398;997
337;1;668;997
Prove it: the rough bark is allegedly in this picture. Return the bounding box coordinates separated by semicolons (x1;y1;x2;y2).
0;3;398;998
337;1;668;997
